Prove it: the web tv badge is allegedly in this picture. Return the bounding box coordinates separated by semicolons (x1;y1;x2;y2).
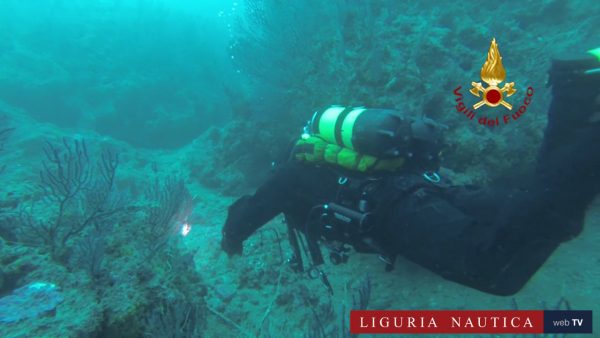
453;38;534;127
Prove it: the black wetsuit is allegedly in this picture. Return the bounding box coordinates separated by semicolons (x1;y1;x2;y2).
221;56;600;296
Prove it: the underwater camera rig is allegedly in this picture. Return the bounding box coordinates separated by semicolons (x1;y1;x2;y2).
284;185;396;294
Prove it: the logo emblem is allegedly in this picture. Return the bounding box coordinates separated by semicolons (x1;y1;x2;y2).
470;38;516;110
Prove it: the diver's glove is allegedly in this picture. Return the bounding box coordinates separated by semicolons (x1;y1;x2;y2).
221;167;292;256
221;195;258;257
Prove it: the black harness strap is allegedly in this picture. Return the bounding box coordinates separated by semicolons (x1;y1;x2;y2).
334;107;354;147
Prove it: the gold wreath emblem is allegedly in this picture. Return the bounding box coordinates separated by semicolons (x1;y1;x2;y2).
470;38;516;110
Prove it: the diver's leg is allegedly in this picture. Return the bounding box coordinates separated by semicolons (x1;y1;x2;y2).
384;185;560;296
537;54;600;163
384;54;600;295
533;54;600;238
465;54;600;293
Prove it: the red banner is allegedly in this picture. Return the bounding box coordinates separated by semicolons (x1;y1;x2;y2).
350;310;544;334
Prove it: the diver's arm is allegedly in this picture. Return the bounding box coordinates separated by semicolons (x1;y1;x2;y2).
221;161;305;255
221;195;262;255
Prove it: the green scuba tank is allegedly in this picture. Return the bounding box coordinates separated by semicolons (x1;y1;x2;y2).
295;106;445;172
309;106;412;158
308;105;445;165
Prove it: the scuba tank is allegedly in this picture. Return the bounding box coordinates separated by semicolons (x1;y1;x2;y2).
304;106;446;172
309;106;411;158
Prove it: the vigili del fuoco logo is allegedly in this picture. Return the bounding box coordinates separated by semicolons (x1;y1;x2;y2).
453;38;534;127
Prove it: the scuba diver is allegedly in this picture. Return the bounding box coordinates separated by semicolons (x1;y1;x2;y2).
220;52;600;296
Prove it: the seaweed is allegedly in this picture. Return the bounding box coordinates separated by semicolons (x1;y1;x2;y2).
70;227;107;281
144;172;193;257
19;138;125;261
0;116;14;175
143;298;205;338
0;116;15;239
305;274;372;338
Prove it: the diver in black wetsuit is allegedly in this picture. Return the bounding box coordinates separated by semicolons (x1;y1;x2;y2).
220;54;600;296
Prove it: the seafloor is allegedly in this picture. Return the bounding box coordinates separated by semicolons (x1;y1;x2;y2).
0;0;599;337
1;98;598;338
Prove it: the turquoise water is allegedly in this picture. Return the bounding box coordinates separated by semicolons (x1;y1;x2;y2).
0;0;598;337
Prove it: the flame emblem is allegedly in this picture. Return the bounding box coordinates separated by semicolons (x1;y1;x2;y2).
470;38;516;110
